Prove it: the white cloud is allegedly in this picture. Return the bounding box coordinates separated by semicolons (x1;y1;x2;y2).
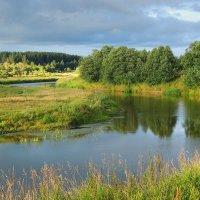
148;10;158;18
166;7;200;23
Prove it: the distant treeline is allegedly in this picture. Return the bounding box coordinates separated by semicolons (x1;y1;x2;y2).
79;41;200;88
0;51;81;71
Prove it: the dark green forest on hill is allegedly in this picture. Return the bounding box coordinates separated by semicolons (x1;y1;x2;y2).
79;41;200;88
0;51;81;77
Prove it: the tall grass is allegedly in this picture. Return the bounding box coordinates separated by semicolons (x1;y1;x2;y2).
57;76;200;98
1;151;200;199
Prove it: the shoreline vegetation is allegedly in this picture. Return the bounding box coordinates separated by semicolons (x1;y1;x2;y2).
57;76;200;98
1;71;200;134
78;41;200;96
1;151;200;199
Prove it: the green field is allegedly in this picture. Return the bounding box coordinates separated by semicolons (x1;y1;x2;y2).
0;82;117;134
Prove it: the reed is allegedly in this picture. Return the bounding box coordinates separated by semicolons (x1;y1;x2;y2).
0;151;200;199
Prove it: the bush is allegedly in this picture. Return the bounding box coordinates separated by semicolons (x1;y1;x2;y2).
164;87;181;96
123;86;132;94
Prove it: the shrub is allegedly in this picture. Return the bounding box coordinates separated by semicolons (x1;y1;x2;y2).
164;88;181;96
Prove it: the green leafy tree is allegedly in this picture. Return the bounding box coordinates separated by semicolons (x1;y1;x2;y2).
80;46;113;82
102;46;138;84
135;50;149;82
79;56;98;82
146;46;180;85
0;51;81;71
8;54;15;63
184;66;200;88
181;41;200;70
22;55;28;64
181;41;200;87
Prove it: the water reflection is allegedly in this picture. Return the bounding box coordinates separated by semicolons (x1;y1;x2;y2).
110;95;178;138
2;95;200;142
11;81;56;87
0;122;108;144
110;96;139;133
1;95;200;175
0;133;44;144
184;100;200;138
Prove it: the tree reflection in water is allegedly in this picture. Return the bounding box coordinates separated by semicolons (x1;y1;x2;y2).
184;100;200;138
110;95;178;138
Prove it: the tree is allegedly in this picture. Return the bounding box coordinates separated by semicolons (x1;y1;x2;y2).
79;56;98;82
79;46;113;82
0;51;81;71
181;41;200;70
22;55;28;64
145;46;180;85
102;46;138;84
135;50;149;82
184;66;200;88
181;41;200;87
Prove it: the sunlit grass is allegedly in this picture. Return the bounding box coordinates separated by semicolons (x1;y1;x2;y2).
0;84;117;134
0;71;80;85
57;76;200;98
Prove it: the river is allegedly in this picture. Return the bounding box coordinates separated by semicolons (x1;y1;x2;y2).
1;84;200;175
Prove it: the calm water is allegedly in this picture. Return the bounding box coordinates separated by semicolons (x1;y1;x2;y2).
11;81;56;87
1;94;200;174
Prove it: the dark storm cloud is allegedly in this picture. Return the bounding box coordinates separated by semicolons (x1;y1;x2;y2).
0;0;200;53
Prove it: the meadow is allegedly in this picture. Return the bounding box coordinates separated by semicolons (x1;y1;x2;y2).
0;83;117;134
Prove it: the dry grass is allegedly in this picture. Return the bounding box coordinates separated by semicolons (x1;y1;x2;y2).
0;86;89;111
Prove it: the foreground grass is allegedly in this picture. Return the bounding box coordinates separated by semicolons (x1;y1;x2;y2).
1;151;200;199
0;85;117;134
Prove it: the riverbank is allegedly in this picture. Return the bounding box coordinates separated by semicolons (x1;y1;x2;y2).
0;84;117;134
57;76;200;98
1;151;200;199
0;72;80;85
0;76;58;84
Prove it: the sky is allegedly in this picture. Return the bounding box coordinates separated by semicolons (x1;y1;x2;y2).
0;0;200;56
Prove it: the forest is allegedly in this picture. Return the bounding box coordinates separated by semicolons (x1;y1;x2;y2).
0;51;81;77
79;41;200;88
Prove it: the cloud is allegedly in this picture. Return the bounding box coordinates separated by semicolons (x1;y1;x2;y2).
166;8;200;23
0;0;200;55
